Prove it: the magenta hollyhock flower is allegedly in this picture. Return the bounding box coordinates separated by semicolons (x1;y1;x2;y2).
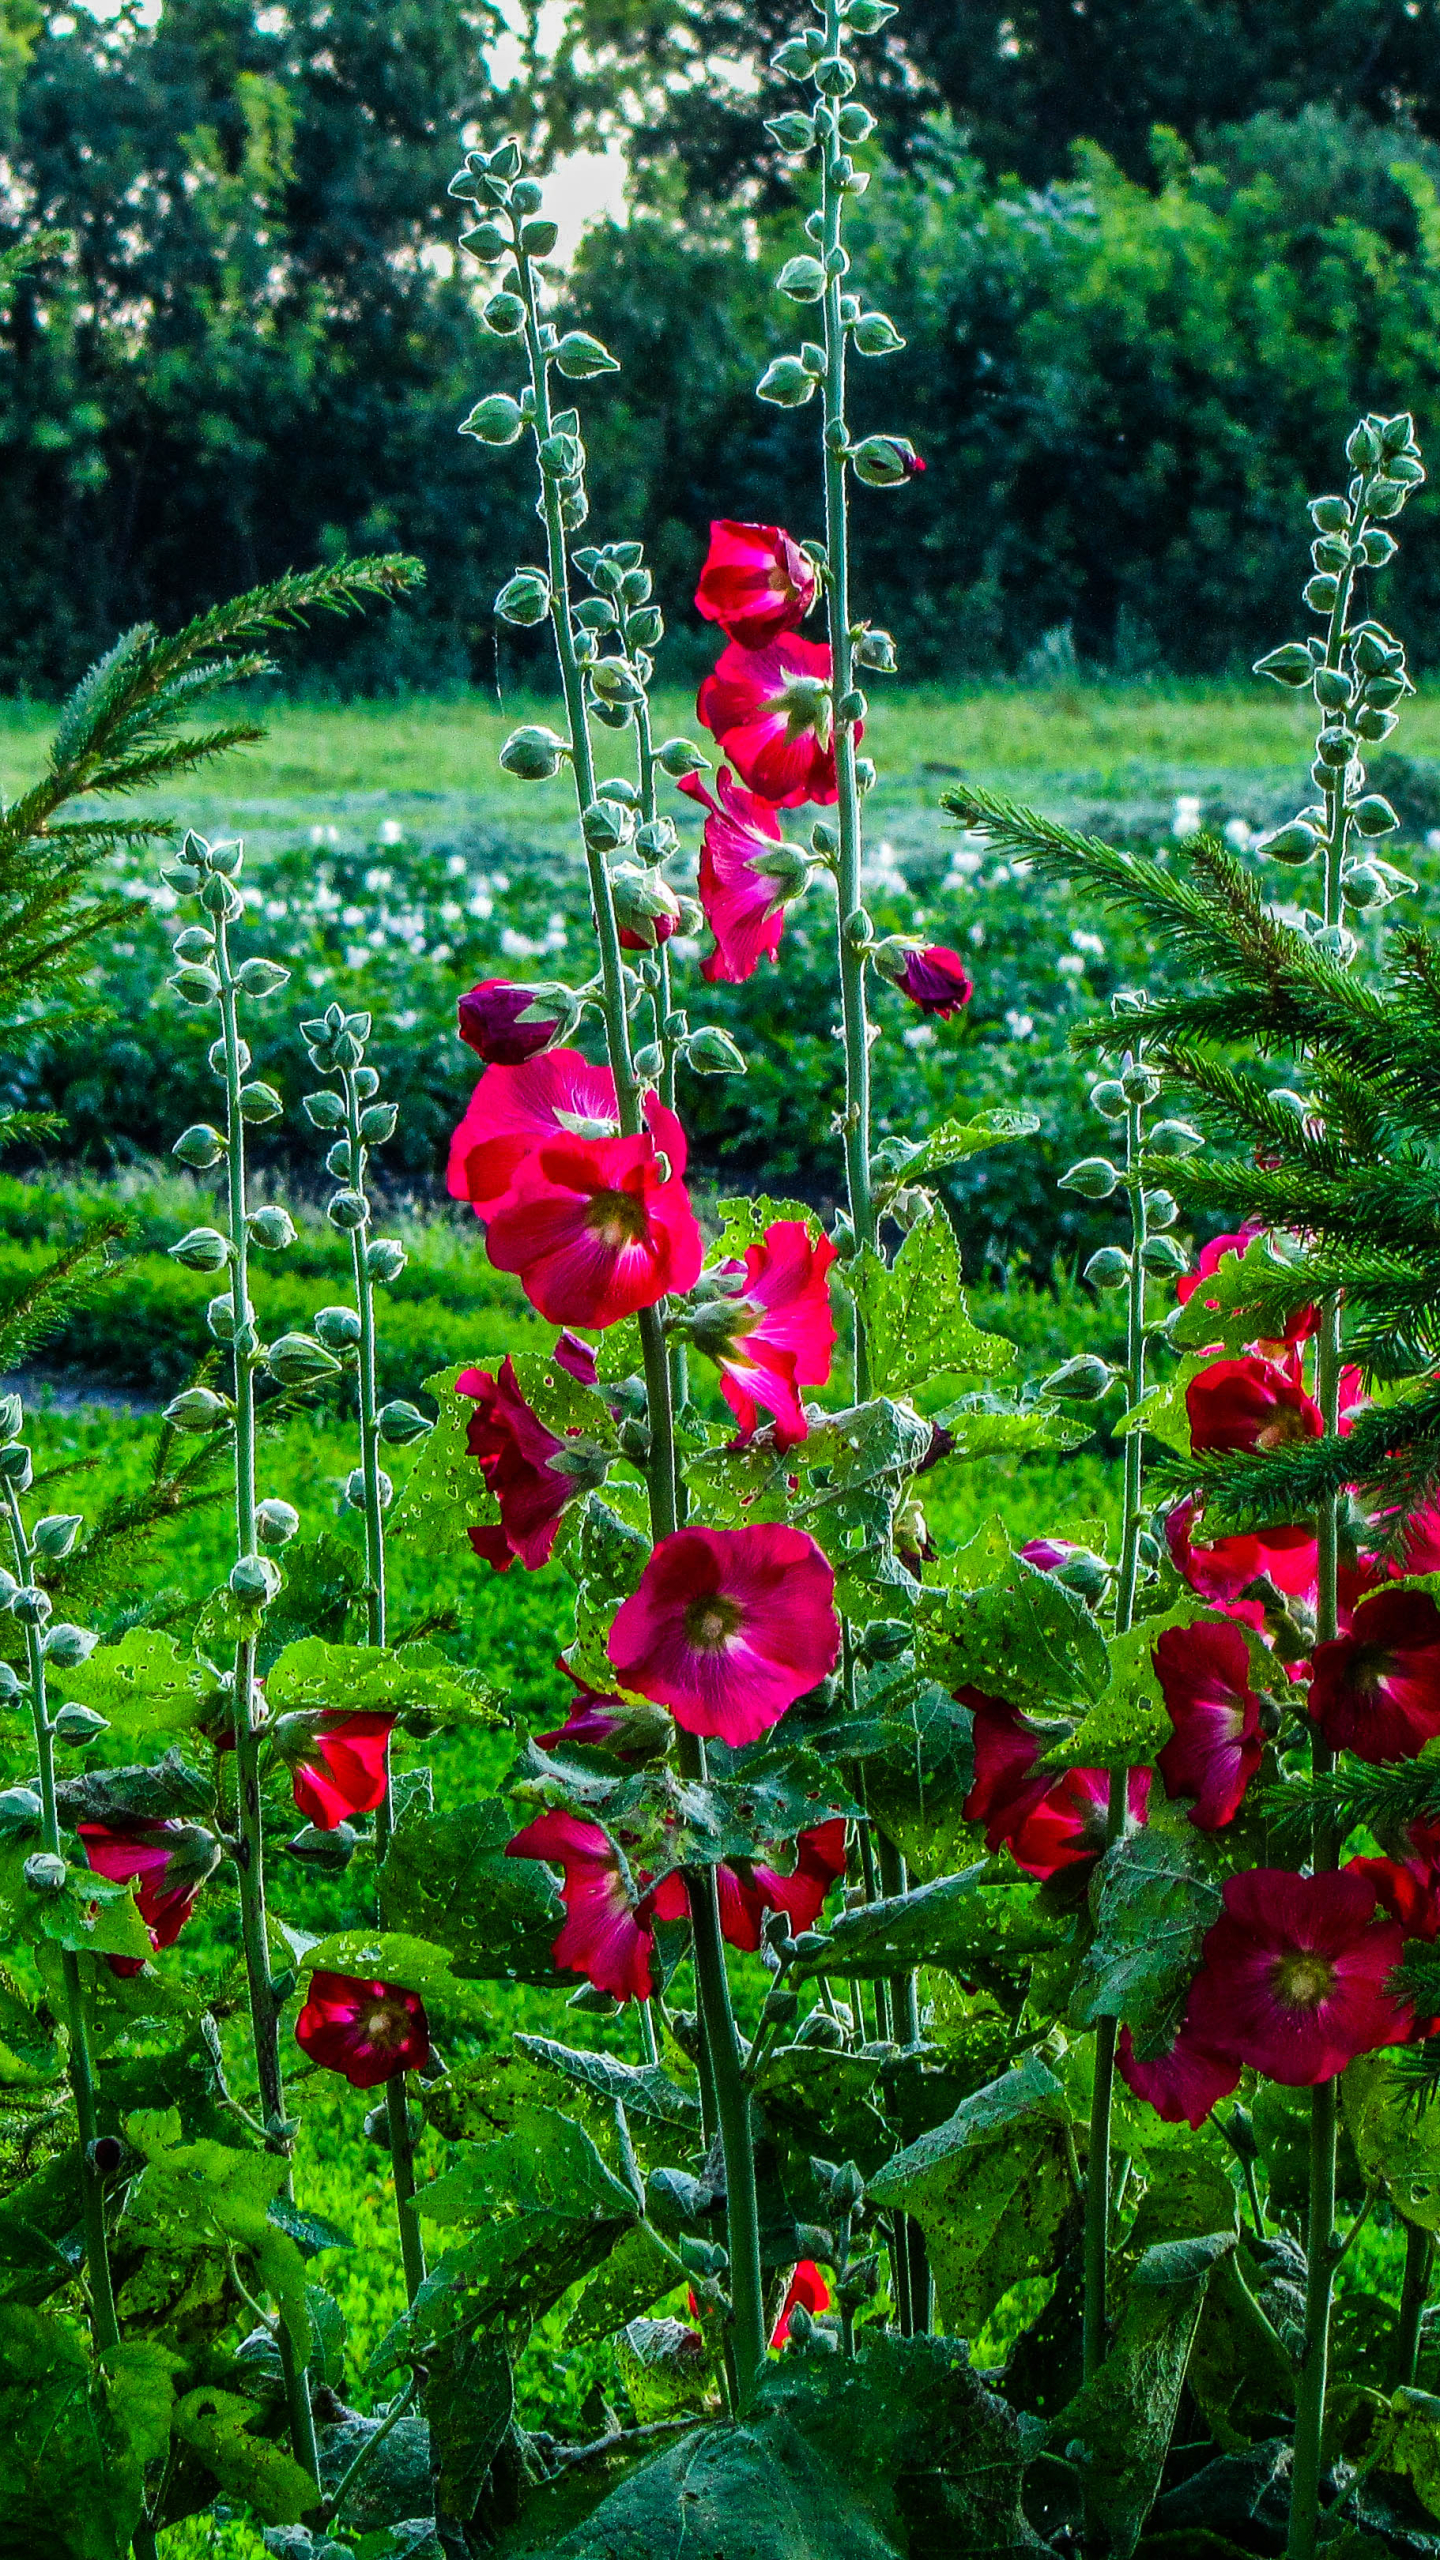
456;1355;581;1573
1184;1867;1411;2084
281;1712;395;1830
1153;1620;1262;1829
294;1970;431;2089
772;2259;833;2348
1117;2021;1242;2129
696;635;845;808
961;1689;1055;1850
1020;1538;1080;1574
697;1220;837;1449
447;1047;688;1221
1164;1494;1317;1614
535;1661;671;1760
485;1131;704;1330
1177;1225;1317;1347
1005;1765;1152;1881
1309;1588;1440;1762
457;978;559;1068
79;1819;218;1978
653;1819;849;1950
507;1809;658;2002
1346;1850;1440;1943
553;1328;599;1387
694;520;819;650
608;1522;839;1747
1186;1353;1324;1454
892;946;973;1018
678;766;798;983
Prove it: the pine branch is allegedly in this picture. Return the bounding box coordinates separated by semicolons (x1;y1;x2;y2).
0;1219;129;1373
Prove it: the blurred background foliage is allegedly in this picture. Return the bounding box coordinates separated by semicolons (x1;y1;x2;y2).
1;0;1440;686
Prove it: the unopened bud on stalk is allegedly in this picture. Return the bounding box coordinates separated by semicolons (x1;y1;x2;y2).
1058;1157;1119;1199
162;1387;233;1433
314;1305;362;1350
500;725;567;780
851;434;924;486
1148;1120;1204;1159
656;736;709;778
0;1442;31;1487
495;569;550;625
43;1624;97;1668
32;1513;82;1559
248;1206;296;1249
346;1465;393;1511
1084;1246;1131;1291
230;1553;281;1606
684;1027;747;1077
52;1702;107;1742
256;1499;300;1547
172;1123;226;1169
366;1238;407;1285
235;957;289;1000
1042;1355;1114;1402
378;1399;434;1447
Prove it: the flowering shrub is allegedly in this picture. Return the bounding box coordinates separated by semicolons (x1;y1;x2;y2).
5;6;1440;2557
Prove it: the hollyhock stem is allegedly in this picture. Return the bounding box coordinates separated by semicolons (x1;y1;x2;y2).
385;2078;426;2307
1083;1087;1148;2382
213;908;319;2487
342;1065;388;1659
4;1481;121;2360
1397;2220;1432;2387
686;1853;767;2410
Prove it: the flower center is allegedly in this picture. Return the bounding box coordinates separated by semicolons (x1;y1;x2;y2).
684;1593;743;1651
1256;1406;1306;1449
586;1188;648;1250
1270;1950;1337;2011
556;1109;620;1140
363;1998;409;2050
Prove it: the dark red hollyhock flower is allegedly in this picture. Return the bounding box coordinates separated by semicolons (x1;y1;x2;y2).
892;946;973;1019
281;1712;395;1830
772;2260;833;2347
1154;1620;1263;1830
1184;1867;1411;2085
1186;1354;1324;1455
1117;2020;1242;2129
1177;1225;1317;1347
959;1689;1149;1878
1310;1588;1440;1763
447;1047;687;1221
652;1819;850;1951
553;1329;599;1387
694;520;819;650
1006;1765;1151;1881
696;1219;837;1449
508;1809;658;2003
294;1971;431;2090
79;1819;219;1978
697;635;846;808
456;1355;583;1573
678;766;803;983
457;978;559;1068
608;1521;839;1748
485;1131;705;1330
1165;1493;1317;1617
1347;1850;1440;1943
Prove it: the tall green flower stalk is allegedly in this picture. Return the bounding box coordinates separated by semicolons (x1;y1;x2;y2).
301;1004;432;2307
162;831;319;2485
454;152;768;2409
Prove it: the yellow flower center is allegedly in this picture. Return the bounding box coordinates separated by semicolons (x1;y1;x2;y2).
685;1594;743;1651
1271;1951;1336;2011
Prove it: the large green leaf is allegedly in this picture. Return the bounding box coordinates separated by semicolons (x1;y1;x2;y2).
1071;1807;1223;2052
391;1366;488;1556
0;1841;153;1964
0;2303;147;2559
1169;1227;1312;1357
1344;2052;1440;2230
55;1748;213;1826
415;2104;639;2230
173;2383;318;2524
918;1550;1109;1710
1041;1601;1233;1774
790;1398;932;1600
266;1635;497;1725
564;1493;653;1691
54;1629;225;1738
710;1195;824;1257
120;2108;311;2350
927;1393;1087;1462
1053;2233;1235;2557
848;1206;1015;1397
568;2224;682;2348
801;1864;1064;1983
878;1109;1038;1187
868;2054;1072;2335
426;2329;514;2530
515;2035;699;2129
378;1794;563;1983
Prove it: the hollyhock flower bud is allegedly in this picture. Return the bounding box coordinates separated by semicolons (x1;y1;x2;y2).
1186;1354;1323;1454
456;1355;602;1571
507;1808;658;2002
1117;2021;1241;2129
850;434;925;486
677;768;808;983
270;1709;396;1830
294;1970;431;2088
1183;1867;1410;2084
79;1818;221;1978
694;521;819;650
1309;1588;1440;1761
485;1130;704;1328
611;863;681;951
697;636;846;808
873;942;973;1017
608;1522;839;1747
553;1329;599;1386
1153;1621;1263;1829
458;978;561;1067
535;1665;672;1760
772;2261;833;2347
687;1221;837;1449
447;1048;687;1220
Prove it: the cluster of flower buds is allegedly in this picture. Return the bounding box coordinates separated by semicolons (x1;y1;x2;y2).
1253;415;1425;947
0;1396;100;1716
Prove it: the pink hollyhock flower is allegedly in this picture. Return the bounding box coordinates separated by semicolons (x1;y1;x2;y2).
1309;1588;1440;1762
1184;1867;1411;2084
1186;1354;1324;1454
294;1970;431;2089
79;1819;219;1978
772;2259;833;2347
1164;1495;1317;1613
891;946;973;1019
447;1047;687;1220
485;1131;704;1329
961;1688;1055;1850
652;1819;850;1950
678;767;803;983
694;520;819;650
274;1711;396;1830
554;1329;599;1387
507;1809;659;2002
1177;1226;1317;1347
697;635;845;808
456;1355;586;1572
695;1220;837;1449
1021;1538;1079;1574
535;1661;672;1761
608;1522;839;1747
1005;1765;1152;1882
1153;1620;1262;1829
1117;2021;1242;2128
457;978;559;1067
